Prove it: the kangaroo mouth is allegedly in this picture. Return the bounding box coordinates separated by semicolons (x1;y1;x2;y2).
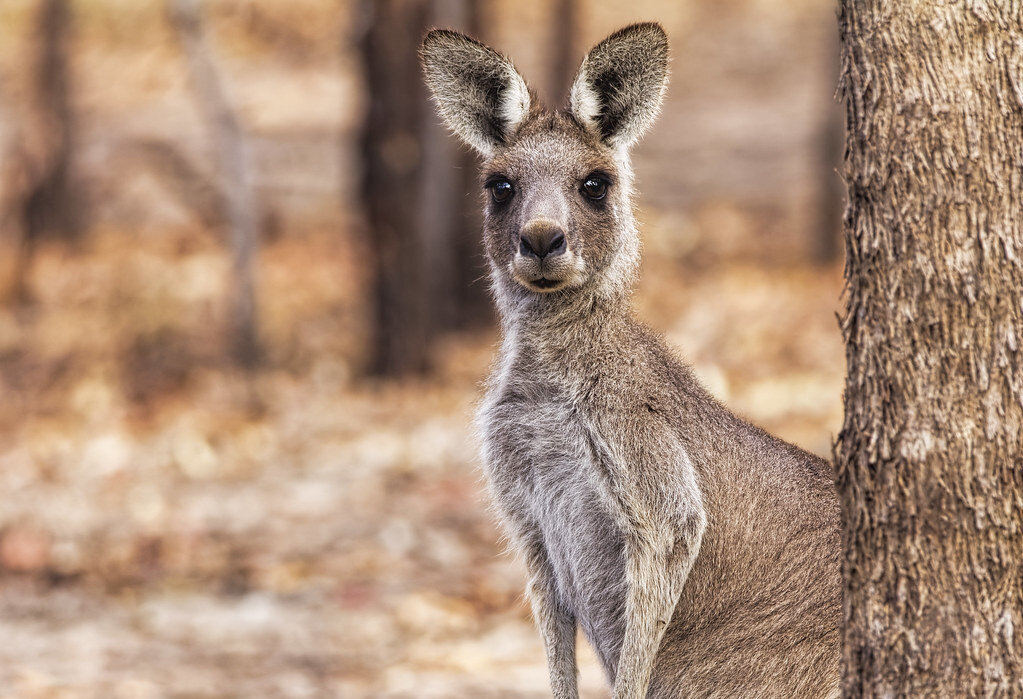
529;277;563;290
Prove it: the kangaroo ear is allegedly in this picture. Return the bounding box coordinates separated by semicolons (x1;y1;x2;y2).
420;29;532;158
569;23;669;149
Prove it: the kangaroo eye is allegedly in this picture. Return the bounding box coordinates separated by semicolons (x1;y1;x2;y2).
488;179;514;203
581;175;608;201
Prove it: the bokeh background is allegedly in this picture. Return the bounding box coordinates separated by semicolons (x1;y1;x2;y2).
0;1;845;696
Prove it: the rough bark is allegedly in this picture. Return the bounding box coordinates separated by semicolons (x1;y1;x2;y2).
171;0;261;368
836;1;1023;696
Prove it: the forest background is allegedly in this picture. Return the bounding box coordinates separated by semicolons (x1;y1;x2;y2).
0;1;844;696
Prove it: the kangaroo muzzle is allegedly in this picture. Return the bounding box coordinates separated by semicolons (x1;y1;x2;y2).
512;218;584;292
519;222;567;261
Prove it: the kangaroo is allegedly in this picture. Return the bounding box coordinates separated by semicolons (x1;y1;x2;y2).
421;23;841;698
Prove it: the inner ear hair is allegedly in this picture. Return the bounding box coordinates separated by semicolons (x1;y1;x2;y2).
421;29;532;157
569;22;669;149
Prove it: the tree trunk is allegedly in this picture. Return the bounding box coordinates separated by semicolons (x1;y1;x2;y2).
23;0;80;244
419;0;491;334
7;0;80;303
836;2;1023;696
171;0;261;368
548;0;577;105
358;0;432;376
812;21;843;265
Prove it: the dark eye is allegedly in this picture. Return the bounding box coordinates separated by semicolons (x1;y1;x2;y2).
488;179;514;203
581;175;609;201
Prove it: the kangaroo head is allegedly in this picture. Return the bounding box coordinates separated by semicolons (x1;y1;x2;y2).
421;24;668;303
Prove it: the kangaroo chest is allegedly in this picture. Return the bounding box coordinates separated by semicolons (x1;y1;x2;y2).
480;383;629;674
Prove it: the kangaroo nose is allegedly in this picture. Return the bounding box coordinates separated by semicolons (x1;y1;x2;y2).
519;227;567;260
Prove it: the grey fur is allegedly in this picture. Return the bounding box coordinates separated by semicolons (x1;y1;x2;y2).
421;24;840;698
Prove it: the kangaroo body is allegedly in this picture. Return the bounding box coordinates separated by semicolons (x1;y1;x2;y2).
482;301;840;696
422;24;840;698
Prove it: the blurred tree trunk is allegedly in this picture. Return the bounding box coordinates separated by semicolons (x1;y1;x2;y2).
359;0;495;376
0;95;26;303
122;138;226;233
24;0;79;242
812;23;843;265
171;0;261;368
419;0;490;334
358;0;431;376
836;1;1023;696
548;0;577;105
812;110;843;264
9;0;80;302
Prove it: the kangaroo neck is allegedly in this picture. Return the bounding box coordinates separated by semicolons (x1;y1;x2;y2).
496;281;632;370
